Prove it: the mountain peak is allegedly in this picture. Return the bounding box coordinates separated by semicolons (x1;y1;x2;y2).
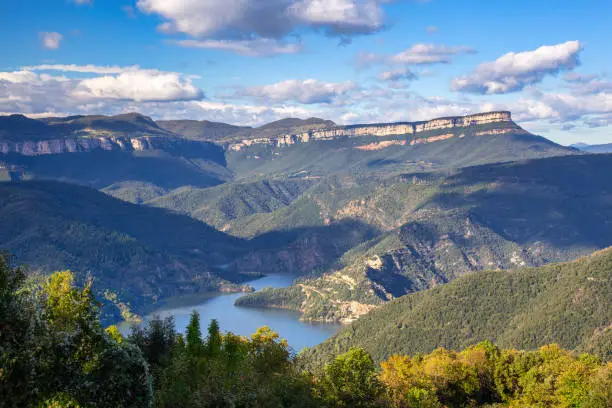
257;117;336;130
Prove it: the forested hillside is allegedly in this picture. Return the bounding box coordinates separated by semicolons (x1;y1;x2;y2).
1;257;609;407
302;247;612;369
0;181;253;321
236;154;612;322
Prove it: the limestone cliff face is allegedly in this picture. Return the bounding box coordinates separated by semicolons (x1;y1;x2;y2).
228;111;516;151
0;136;162;156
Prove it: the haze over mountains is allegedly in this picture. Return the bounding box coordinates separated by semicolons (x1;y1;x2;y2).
1;110;610;342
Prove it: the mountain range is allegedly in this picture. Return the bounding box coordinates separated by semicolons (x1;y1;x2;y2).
2;110;611;339
571;142;612;153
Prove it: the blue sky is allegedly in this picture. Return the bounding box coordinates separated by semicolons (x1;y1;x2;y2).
1;0;611;144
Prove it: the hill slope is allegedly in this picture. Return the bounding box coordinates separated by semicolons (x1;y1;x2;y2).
0;181;254;319
227;123;575;179
572;142;612;153
235;154;612;322
157;119;250;141
302;247;612;367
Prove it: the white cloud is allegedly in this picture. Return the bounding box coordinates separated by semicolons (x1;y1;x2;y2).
137;0;393;55
391;44;475;65
356;43;475;68
562;72;612;95
237;79;358;104
22;64;139;75
175;38;302;57
40;32;63;50
452;41;583;94
73;0;93;4
0;71;39;84
378;67;417;81
289;0;385;36
72;71;203;102
0;66;205;118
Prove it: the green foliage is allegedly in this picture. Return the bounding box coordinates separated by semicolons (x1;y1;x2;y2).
304;247;612;368
148;319;321;408
1;254;610;407
0;258;152;407
316;348;383;407
235;154;612;323
0;181;251;323
378;342;612;408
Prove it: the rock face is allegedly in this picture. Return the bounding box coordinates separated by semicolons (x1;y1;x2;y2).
0;111;522;157
229;111;517;151
0;136;170;156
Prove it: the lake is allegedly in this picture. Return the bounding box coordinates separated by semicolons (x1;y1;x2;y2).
124;274;342;352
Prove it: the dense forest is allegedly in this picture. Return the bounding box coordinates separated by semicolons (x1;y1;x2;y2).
302;247;612;368
1;255;610;407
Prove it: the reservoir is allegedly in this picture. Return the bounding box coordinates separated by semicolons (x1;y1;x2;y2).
127;274;342;352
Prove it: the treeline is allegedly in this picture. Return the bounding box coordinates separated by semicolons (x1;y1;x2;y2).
1;258;610;407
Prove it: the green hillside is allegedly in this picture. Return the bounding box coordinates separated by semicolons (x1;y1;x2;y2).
157;119;250;141
302;246;612;368
0;181;254;320
235;154;612;322
144;178;316;231
0;113;173;141
227;122;575;179
2;141;231;189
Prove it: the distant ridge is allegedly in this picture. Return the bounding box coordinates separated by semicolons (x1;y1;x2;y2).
571;142;612;154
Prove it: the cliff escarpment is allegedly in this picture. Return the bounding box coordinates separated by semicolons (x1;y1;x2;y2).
0;136;163;156
228;111;521;151
0;111;524;157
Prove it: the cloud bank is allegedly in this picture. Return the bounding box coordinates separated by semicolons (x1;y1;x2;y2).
452;41;583;94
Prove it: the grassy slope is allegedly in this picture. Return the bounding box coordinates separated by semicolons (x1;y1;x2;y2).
302;247;612;367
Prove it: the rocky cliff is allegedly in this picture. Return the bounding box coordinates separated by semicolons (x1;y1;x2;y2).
0;111;522;157
0;136;163;156
229;111;520;151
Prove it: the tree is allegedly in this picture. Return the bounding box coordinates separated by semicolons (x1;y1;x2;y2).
318;348;382;408
186;311;203;358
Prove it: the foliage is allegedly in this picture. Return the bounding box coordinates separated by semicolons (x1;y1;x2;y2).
315;348;383;407
1;253;610;407
0;180;251;323
0;257;152;407
303;247;612;367
377;342;612;408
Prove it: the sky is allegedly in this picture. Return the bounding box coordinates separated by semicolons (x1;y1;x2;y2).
0;0;611;145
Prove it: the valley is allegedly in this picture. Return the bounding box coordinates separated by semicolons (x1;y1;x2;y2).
0;110;609;353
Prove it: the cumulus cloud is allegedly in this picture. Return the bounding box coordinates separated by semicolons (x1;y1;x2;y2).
40;32;63;50
289;0;385;36
562;72;612;95
452;41;583;94
356;43;475;68
378;67;417;81
0;66;204;118
137;0;393;55
237;79;358;104
391;44;475;65
72;71;203;102
175;38;302;57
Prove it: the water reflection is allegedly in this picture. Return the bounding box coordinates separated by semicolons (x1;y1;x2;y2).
123;274;341;352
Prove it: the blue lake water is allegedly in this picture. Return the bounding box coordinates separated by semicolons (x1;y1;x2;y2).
123;274;341;352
